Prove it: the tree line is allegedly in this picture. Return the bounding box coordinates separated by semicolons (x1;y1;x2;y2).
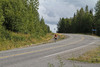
0;0;51;39
57;0;100;36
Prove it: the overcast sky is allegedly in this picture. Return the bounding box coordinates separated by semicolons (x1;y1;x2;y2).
38;0;98;33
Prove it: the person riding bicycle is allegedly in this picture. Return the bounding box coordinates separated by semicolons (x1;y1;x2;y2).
54;34;57;41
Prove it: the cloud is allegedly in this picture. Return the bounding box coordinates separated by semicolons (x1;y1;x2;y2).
38;0;98;32
38;0;80;24
64;0;98;8
46;24;57;33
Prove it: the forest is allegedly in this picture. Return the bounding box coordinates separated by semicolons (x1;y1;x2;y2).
57;0;100;36
0;0;50;36
0;0;51;50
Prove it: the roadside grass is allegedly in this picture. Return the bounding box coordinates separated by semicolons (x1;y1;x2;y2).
0;33;66;51
68;46;100;63
0;33;53;51
56;33;66;40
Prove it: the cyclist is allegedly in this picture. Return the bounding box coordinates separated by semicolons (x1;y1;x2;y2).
54;34;57;42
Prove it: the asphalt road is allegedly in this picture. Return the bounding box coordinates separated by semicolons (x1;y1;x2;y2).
0;34;100;67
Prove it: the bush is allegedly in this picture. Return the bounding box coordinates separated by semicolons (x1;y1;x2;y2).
0;30;12;40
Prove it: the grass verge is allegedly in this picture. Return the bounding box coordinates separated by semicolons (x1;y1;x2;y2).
0;33;53;51
69;46;100;63
57;33;66;40
0;33;66;51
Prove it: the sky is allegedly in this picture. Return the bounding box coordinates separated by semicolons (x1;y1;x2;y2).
38;0;98;33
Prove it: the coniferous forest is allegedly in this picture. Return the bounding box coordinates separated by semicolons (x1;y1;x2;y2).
57;0;100;36
0;0;51;50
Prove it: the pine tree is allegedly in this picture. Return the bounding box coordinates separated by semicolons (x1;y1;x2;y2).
0;1;4;30
95;0;100;35
57;5;94;34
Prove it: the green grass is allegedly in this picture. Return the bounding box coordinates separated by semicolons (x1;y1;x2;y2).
69;47;100;63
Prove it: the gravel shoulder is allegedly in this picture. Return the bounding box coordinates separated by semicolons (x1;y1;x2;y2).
60;41;100;59
57;39;100;67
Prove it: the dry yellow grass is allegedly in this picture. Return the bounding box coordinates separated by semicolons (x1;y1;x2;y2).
69;47;100;63
0;33;66;51
0;33;52;51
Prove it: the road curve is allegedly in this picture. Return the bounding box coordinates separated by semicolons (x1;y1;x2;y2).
0;34;99;67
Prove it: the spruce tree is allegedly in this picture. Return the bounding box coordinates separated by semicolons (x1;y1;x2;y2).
95;0;100;35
